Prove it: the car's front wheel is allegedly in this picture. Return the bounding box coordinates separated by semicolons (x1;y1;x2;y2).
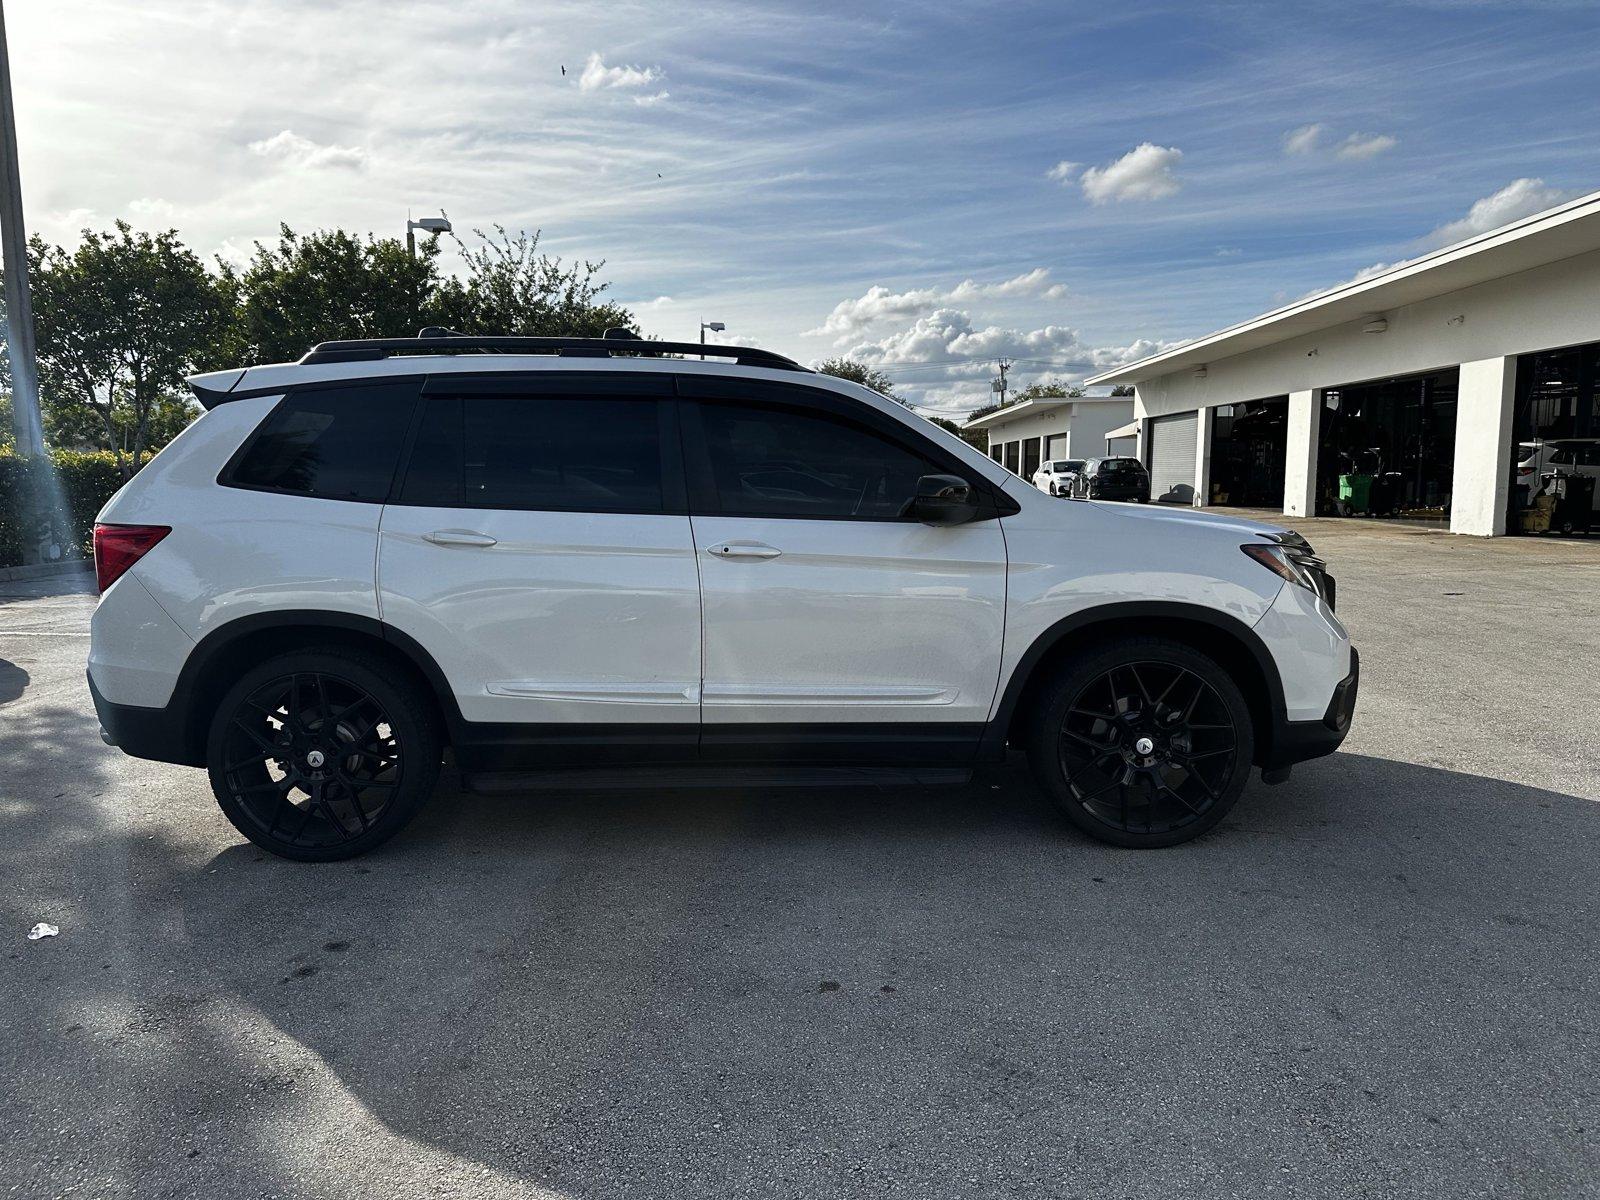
206;647;441;861
1026;637;1254;847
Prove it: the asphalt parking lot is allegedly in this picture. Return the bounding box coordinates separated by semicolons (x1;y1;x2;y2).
3;520;1598;1199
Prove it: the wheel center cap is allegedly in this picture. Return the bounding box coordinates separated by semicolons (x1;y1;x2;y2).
305;749;326;769
1134;736;1155;756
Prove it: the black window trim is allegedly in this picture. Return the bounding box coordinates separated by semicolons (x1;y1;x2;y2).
215;369;1015;522
385;373;688;516
674;376;1015;523
217;376;427;504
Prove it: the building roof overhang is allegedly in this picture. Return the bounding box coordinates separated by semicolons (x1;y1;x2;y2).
1085;187;1600;387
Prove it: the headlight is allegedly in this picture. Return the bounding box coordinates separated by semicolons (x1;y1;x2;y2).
1241;535;1335;608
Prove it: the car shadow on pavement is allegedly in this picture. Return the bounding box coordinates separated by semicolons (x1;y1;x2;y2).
166;749;1600;1198
0;657;28;704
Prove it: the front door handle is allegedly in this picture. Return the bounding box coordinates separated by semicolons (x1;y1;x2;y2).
424;529;498;548
707;541;782;560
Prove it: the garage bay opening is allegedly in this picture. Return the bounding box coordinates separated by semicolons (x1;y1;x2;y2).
1207;398;1288;508
1317;368;1459;525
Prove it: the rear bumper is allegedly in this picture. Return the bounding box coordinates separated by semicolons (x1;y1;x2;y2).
1260;645;1359;770
88;671;202;767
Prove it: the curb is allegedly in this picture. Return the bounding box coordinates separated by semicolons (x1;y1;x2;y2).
0;560;94;582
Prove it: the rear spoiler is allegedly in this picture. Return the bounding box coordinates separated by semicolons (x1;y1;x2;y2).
186;368;247;410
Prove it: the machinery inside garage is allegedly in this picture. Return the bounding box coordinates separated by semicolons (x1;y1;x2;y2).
1316;368;1460;524
1512;338;1598;535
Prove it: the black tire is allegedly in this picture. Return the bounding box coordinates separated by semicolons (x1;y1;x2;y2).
206;647;441;861
1026;636;1255;848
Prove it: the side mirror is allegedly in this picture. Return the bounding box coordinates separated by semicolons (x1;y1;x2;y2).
911;474;980;526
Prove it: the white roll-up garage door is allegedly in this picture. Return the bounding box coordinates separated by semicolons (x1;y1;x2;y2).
1147;412;1198;505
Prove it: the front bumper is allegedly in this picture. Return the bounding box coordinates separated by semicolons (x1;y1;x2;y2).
1260;645;1359;770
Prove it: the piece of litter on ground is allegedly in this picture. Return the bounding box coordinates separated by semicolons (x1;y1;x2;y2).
28;923;59;941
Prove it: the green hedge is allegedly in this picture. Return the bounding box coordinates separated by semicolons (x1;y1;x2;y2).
0;449;147;566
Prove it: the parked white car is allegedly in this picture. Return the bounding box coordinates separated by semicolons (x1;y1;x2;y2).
1032;459;1084;497
89;331;1357;859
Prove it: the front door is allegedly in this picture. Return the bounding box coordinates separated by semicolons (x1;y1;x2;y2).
378;374;701;761
680;382;1008;763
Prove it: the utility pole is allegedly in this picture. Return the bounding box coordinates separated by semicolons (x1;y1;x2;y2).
992;358;1011;409
0;0;43;461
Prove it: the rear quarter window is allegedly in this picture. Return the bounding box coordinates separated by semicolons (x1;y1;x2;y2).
225;382;418;501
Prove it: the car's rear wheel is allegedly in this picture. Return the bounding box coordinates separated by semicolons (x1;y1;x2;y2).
1027;637;1254;847
206;648;441;861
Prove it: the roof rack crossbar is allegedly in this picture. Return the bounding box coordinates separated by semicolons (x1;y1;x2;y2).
298;334;808;371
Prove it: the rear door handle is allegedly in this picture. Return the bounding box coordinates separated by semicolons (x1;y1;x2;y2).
424;529;498;548
707;541;782;560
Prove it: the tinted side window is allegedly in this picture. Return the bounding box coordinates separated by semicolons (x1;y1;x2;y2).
696;402;944;520
401;395;666;513
229;382;416;501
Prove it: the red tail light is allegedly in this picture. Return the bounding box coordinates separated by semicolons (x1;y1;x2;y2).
93;524;170;594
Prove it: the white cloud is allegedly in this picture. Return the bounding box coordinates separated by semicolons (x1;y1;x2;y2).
1335;132;1397;161
1426;177;1570;246
1282;124;1324;155
1045;160;1079;183
633;91;671;107
1079;143;1182;204
578;52;662;92
248;129;367;171
41;206;99;243
830;308;1178;416
126;196;177;221
804;268;1069;343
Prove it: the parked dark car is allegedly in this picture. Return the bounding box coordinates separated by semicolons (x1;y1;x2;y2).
1073;457;1151;503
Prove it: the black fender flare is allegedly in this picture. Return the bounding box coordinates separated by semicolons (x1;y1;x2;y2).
981;600;1288;760
168;610;466;757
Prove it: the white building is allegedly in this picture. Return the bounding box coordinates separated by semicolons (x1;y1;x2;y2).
962;395;1136;480
1086;188;1600;535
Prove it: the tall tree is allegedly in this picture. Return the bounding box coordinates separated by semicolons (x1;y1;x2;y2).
427;225;635;337
30;222;237;476
816;357;903;402
1010;381;1085;401
239;224;437;362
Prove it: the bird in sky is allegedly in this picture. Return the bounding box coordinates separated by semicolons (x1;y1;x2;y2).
560;64;566;76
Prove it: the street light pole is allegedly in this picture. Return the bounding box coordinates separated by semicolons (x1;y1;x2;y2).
406;214;451;258
699;320;725;362
405;215;451;333
0;0;43;461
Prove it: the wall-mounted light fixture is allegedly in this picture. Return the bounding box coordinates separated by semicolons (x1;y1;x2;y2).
1447;314;1465;326
1193;364;1208;379
1362;316;1389;334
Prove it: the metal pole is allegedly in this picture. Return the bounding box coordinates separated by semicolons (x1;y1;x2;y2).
0;0;43;460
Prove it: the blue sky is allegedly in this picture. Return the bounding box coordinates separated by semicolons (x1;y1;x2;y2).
12;0;1600;412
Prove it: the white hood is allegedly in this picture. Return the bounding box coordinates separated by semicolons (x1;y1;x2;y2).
1090;500;1289;541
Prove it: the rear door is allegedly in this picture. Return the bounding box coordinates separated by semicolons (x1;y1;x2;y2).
377;373;702;755
679;378;1008;763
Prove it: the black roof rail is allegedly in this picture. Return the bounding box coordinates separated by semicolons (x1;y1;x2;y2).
297;328;809;372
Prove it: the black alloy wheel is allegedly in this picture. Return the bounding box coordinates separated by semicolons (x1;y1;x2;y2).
1028;637;1254;847
207;649;440;860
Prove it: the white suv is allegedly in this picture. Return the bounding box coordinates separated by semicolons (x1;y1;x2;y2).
88;331;1357;860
